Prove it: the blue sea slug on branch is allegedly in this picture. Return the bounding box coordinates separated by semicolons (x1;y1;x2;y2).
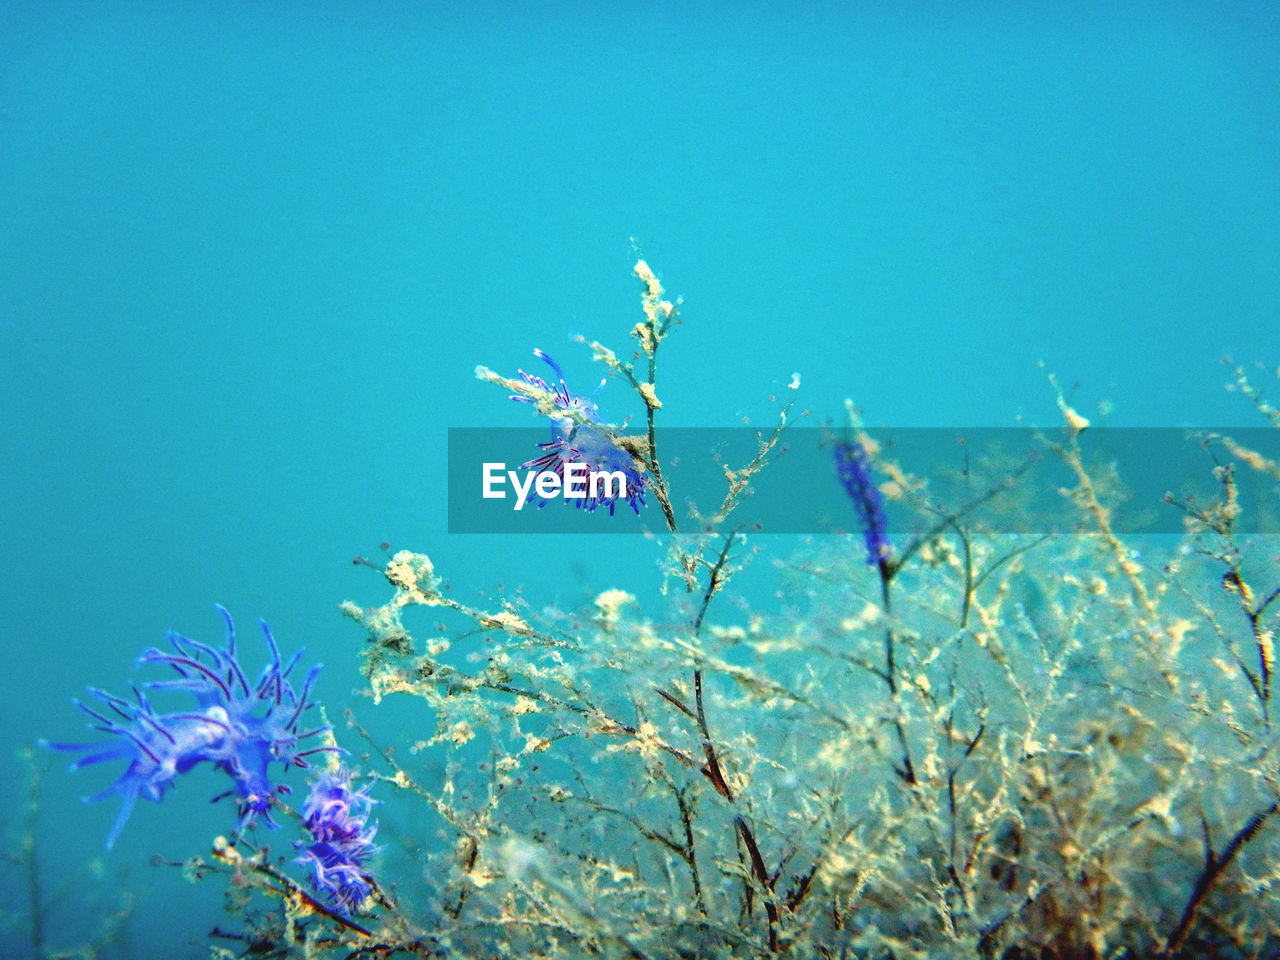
295;767;381;915
834;438;892;567
511;348;647;515
44;606;338;848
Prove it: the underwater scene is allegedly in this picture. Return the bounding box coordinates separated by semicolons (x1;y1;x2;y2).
3;3;1280;958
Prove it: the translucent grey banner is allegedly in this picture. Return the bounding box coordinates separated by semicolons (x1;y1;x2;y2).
447;427;1280;535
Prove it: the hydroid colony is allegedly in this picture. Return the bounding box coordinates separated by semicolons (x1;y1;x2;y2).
43;263;1280;958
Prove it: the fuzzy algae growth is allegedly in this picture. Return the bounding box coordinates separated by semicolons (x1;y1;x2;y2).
46;264;1280;959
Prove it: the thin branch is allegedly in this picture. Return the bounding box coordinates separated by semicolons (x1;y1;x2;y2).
1163;799;1280;955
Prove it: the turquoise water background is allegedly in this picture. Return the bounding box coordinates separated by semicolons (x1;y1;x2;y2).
2;2;1278;955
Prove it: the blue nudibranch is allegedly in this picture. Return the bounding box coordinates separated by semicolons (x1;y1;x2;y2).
296;767;380;915
834;438;892;567
513;348;647;516
45;606;338;848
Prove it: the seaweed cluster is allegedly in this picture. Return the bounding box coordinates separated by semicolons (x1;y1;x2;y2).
41;263;1280;958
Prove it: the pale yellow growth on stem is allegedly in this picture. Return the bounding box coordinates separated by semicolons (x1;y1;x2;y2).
1045;373;1177;692
594;588;636;629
